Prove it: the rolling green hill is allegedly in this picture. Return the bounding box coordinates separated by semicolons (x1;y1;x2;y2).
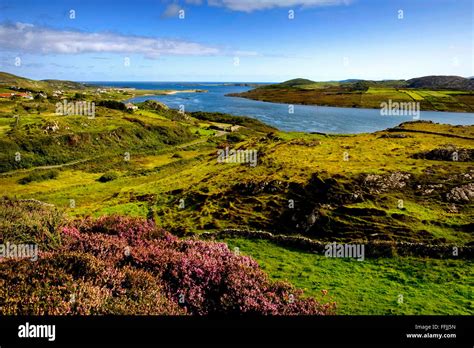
0;71;50;91
228;76;474;112
0;71;88;92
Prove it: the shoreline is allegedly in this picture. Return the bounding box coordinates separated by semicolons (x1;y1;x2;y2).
118;88;207;101
163;89;207;95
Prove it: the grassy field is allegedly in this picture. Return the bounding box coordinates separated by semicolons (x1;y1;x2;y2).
222;238;473;315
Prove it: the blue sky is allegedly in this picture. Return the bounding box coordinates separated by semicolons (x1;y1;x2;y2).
0;0;472;82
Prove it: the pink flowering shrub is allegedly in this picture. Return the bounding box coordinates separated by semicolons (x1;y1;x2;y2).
0;212;335;315
0;252;184;315
59;215;336;315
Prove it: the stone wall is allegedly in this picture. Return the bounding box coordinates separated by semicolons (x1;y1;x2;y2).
200;229;473;259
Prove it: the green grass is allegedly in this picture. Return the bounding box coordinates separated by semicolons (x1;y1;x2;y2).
400;89;425;101
92;202;149;217
222;238;474;315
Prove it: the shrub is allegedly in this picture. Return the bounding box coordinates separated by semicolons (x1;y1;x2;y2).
97;171;119;183
96;100;126;111
0;198;64;250
18;169;59;185
0;211;335;315
0;252;183;315
60;216;336;315
73;93;86;100
226;133;245;143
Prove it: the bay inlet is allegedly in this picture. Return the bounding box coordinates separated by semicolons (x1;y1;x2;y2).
88;82;474;134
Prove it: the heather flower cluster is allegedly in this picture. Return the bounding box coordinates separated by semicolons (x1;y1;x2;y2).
0;215;335;315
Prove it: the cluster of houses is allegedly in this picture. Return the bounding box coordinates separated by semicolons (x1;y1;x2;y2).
0;92;33;99
1;85;143;114
114;87;136;92
0;90;64;99
95;87;136;94
125;102;138;110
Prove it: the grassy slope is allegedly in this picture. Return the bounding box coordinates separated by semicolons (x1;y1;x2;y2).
222;238;473;315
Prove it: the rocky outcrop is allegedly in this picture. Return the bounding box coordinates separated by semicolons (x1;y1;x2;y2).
378;133;411;139
232;180;288;195
413;146;473;162
287;139;321;146
446;183;474;203
416;183;444;196
43;121;60;133
17;198;55;207
362;172;411;194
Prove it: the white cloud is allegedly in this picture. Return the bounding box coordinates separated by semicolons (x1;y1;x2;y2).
206;0;352;12
167;0;352;13
162;3;183;18
0;22;220;58
233;50;260;57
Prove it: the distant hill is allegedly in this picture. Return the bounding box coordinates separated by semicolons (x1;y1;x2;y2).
0;71;49;91
274;78;407;89
41;79;88;90
0;72;87;91
274;76;474;90
278;78;316;87
339;79;363;83
406;75;474;90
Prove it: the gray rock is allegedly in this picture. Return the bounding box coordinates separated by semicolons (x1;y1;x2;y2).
446;183;474;203
363;172;411;194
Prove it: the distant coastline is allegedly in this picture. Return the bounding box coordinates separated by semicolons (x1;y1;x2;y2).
226;77;474;113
